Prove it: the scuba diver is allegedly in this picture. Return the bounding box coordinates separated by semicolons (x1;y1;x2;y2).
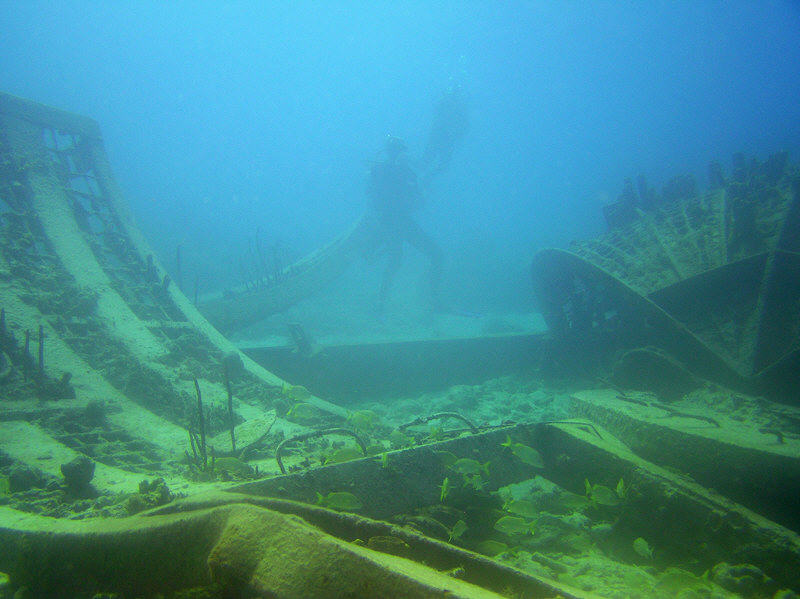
366;136;443;315
421;84;469;186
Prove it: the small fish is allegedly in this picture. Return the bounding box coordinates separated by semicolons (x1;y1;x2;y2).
389;429;413;449
448;519;467;543
439;477;451;502
287;402;321;421
590;484;620;506
282;382;312;401
503;499;538;519
435;450;459;468
512;444;544;468
315;491;363;511
475;540;510;556
502;435;544;468
558;492;591;511
379;452;389;469
493;515;535;537
633;537;653;559
449;458;490;477
616;477;627;499
348;410;379;431
366;444;386;456
463;473;486;491
324;446;364;465
426;426;444;441
585;479;621;506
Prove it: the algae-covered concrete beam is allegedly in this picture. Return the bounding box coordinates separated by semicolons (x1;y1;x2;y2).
534;419;800;593
568;388;800;532
0;502;586;598
229;415;800;593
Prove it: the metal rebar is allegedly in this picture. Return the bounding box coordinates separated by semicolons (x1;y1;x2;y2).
275;428;366;475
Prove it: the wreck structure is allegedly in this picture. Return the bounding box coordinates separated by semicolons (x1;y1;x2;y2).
1;93;799;599
532;157;800;402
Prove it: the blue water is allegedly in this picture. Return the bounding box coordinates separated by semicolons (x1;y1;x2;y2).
2;1;799;312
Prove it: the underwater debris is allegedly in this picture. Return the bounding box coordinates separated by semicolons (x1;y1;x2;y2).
535;153;800;406
611;392;721;427
275;427;366;474
613;393;653;407
213;457;255;479
282;382;312;401
366;535;411;557
658;404;721;428
324;446;365;465
125;478;174;515
710;562;779;597
229;411;277;461
542;420;604;440
315;491;363;511
392;513;452;541
287;322;318;357
611;347;704;402
397;411;479;435
60;455;95;494
758;426;794;444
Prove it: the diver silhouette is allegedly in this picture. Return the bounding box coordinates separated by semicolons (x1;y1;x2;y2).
366;136;443;315
421;84;469;186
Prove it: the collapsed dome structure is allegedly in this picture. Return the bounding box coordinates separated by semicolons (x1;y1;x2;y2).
532;156;800;403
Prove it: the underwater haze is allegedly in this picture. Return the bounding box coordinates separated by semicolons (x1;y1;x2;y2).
2;1;800;312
